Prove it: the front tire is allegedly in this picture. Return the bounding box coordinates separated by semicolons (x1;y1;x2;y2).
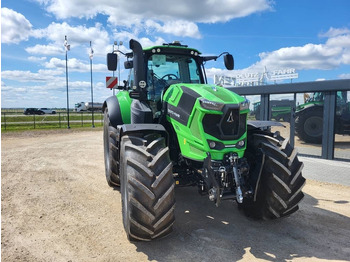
241;131;305;219
103;108;120;186
120;133;175;241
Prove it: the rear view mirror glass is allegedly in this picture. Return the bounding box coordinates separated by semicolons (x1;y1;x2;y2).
224;54;234;70
107;53;118;71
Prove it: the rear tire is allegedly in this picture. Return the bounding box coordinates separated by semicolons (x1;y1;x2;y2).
103;108;120;186
295;107;323;144
241;131;305;219
120;133;175;241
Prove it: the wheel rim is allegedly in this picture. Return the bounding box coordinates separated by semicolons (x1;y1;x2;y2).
304;116;323;137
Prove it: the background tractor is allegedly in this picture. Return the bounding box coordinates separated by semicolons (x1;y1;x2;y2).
252;99;294;122
295;91;350;143
103;39;305;241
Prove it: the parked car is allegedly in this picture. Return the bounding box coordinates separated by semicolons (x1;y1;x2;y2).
23;108;44;115
38;108;56;114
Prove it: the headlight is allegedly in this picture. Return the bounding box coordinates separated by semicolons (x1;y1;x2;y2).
240;99;250;111
207;139;245;150
200;99;225;111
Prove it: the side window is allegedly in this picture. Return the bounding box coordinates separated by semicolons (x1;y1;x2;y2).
189;59;200;83
128;68;134;89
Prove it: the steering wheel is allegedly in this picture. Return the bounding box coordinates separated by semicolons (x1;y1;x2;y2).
161;74;179;81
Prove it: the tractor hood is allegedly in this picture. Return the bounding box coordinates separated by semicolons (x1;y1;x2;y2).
163;83;249;161
164;84;246;107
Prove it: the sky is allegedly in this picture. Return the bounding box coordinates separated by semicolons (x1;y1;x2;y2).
1;0;350;108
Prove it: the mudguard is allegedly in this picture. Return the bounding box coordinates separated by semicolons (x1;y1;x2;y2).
103;92;132;128
247;120;285;130
118;124;169;143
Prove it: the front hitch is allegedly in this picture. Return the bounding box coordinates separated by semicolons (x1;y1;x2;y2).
203;153;221;207
230;154;244;203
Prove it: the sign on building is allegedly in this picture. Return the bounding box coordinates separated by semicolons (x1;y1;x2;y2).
214;68;298;87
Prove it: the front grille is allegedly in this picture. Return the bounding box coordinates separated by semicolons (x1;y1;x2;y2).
203;106;247;140
221;108;240;136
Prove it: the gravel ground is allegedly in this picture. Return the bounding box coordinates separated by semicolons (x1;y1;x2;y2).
1;129;350;262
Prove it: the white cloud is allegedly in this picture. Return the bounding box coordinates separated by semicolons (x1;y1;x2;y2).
36;0;272;23
145;20;201;39
138;37;166;48
1;8;32;44
205;27;350;86
338;73;350;79
326;34;350;49
34;0;272;39
319;27;350;38
248;27;350;71
1;69;63;82
28;56;47;62
30;22;110;57
112;29;166;50
26;44;65;55
44;58;107;72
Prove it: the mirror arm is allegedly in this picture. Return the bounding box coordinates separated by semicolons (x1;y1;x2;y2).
217;52;229;59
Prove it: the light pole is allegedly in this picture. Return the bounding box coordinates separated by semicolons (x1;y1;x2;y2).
89;41;95;128
117;41;123;87
64;36;71;129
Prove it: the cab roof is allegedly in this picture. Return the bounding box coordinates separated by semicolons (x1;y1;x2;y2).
143;41;201;55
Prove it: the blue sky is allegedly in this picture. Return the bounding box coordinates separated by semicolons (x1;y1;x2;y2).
1;0;350;108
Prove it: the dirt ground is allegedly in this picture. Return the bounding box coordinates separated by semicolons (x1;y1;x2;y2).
1;129;350;262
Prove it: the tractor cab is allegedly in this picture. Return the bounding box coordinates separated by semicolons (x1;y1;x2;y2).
145;51;203;102
108;40;233;102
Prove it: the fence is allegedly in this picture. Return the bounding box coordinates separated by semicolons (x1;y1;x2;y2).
228;79;350;160
1;111;104;131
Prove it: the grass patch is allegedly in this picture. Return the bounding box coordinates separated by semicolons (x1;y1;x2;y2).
2;111;103;131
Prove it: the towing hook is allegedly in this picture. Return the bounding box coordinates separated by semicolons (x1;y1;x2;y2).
230;154;243;203
229;153;238;165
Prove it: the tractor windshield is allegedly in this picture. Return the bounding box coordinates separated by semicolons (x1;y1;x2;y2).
146;54;201;101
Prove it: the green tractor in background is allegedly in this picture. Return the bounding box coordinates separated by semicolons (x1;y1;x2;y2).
295;91;350;143
253;100;294;122
103;39;305;241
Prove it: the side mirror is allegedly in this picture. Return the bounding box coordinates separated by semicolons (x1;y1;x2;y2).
224;54;234;70
124;60;133;69
107;53;118;71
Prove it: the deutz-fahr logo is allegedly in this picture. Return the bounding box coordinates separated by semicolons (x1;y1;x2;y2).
227;111;234;123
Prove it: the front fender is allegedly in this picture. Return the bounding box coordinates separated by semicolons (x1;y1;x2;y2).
103;96;123;128
296;104;323;116
247;120;285;130
118;124;169;145
103;92;132;128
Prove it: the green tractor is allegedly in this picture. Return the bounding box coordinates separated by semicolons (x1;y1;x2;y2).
295;91;350;143
103;39;305;241
253;100;294;122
